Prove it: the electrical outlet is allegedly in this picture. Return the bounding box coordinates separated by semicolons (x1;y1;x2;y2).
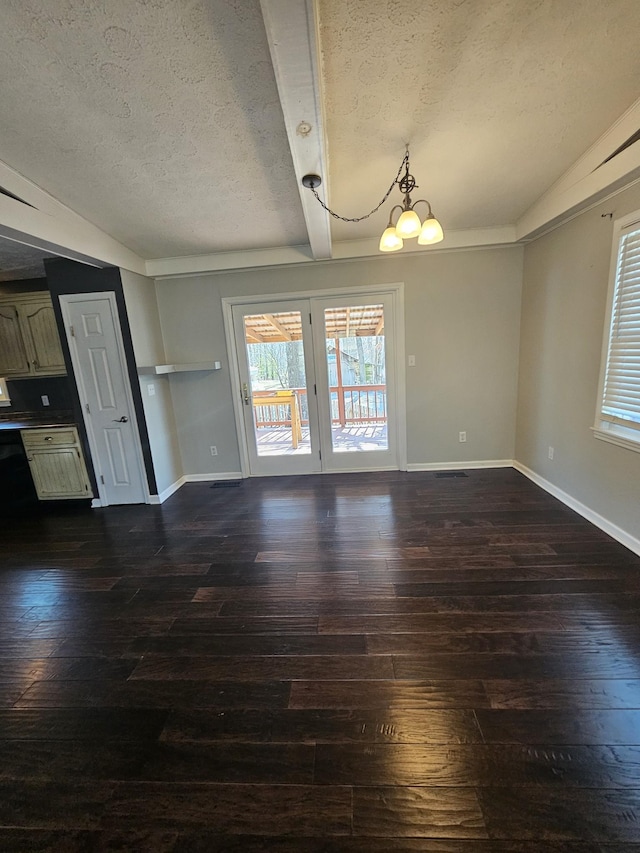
147;383;155;397
41;395;50;406
459;431;467;443
210;446;218;456
548;446;554;460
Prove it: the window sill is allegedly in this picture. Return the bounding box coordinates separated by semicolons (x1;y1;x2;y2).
592;424;640;454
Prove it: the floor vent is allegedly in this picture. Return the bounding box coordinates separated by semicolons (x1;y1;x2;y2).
210;480;242;488
435;471;468;478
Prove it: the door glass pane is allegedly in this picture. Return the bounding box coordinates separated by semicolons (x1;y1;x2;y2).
324;304;388;452
243;311;311;456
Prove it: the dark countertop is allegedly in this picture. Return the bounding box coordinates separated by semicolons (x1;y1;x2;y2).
0;411;76;431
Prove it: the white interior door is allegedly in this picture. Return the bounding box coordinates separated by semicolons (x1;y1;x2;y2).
311;293;399;472
232;300;321;476
61;293;148;505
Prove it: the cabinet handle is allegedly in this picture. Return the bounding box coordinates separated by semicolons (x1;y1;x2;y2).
44;436;53;442
32;359;39;368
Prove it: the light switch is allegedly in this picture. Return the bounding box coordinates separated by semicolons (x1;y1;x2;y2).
41;395;50;406
408;355;416;366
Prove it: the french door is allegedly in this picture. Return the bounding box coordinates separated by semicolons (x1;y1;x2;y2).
231;292;400;477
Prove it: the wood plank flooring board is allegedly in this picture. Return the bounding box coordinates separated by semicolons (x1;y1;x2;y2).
131;633;367;656
102;782;353;835
168;838;621;853
483;679;640;710
0;829;179;852
319;613;566;634
129;654;395;682
475;709;640;745
14;680;292;710
289;680;491;709
477;787;640;842
314;743;640;788
160;708;484;745
351;786;488;839
393;653;640;680
367;631;543;655
2;469;640;845
169;616;320;636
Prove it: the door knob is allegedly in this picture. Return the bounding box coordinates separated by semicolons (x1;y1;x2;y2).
112;416;129;423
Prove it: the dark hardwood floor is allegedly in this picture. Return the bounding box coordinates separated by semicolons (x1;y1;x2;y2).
1;467;640;851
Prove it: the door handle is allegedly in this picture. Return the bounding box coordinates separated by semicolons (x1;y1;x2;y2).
112;416;129;423
242;383;250;406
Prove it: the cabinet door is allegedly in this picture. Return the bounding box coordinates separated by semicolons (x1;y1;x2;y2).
0;303;30;376
21;299;66;376
26;446;91;499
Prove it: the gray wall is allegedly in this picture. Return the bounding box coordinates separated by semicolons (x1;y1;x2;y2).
515;181;640;544
156;246;523;475
121;269;182;495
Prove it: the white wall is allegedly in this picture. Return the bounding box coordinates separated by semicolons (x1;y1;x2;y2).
516;181;640;548
156;246;523;475
120;268;183;496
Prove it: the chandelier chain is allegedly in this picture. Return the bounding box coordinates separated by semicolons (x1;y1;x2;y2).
309;151;410;223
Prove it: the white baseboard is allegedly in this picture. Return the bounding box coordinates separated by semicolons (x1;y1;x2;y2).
513;460;640;558
149;476;188;504
184;472;244;483
91;498;104;508
407;459;514;472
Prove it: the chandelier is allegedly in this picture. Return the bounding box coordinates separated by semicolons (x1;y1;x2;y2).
302;148;444;253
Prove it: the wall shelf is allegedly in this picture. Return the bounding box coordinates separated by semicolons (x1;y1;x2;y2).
137;361;221;376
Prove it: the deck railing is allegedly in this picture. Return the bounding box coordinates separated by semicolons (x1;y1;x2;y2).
253;385;387;429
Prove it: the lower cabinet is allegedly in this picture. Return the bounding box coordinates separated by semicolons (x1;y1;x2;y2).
21;427;93;500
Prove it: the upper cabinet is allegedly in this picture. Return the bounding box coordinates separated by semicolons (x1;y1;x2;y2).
0;293;66;378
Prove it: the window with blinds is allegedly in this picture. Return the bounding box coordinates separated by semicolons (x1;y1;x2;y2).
595;215;640;451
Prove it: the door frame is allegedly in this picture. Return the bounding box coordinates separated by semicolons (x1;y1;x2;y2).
222;282;407;477
59;291;150;507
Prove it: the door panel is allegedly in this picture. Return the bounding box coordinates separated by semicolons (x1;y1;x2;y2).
312;294;399;472
66;296;147;505
232;301;320;476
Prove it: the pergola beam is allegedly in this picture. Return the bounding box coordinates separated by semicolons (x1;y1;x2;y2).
263;314;293;341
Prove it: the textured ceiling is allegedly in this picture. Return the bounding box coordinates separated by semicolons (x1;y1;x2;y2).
319;0;640;241
0;0;307;258
0;0;639;263
0;240;48;281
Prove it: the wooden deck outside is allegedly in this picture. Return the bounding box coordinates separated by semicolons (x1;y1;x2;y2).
255;424;388;456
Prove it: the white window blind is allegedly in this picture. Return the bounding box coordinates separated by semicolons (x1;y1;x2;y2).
601;224;640;430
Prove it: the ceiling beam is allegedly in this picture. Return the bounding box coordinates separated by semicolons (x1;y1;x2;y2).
260;0;332;261
147;227;517;278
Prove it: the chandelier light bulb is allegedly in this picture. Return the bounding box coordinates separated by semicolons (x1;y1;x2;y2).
417;214;444;245
379;226;404;252
395;208;422;239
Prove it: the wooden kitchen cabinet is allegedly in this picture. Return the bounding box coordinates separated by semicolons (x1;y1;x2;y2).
0;293;66;378
21;427;92;500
